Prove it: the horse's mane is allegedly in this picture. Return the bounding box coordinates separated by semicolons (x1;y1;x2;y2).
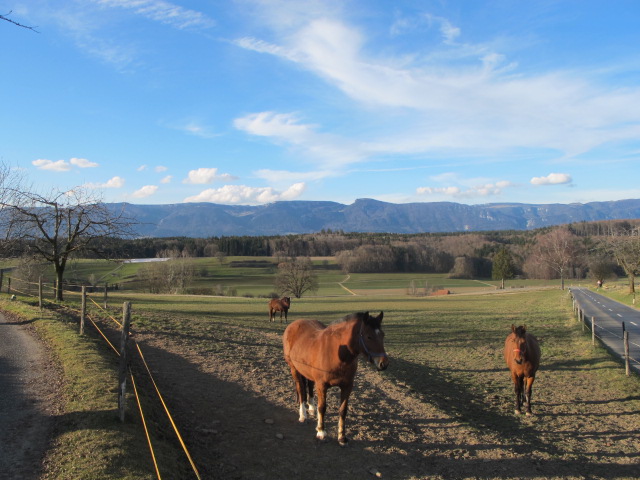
332;312;383;329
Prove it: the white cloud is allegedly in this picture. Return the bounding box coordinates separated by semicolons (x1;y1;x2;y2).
417;178;515;198
137;165;147;171
234;111;365;167
33;159;72;172
70;157;98;168
155;165;168;172
530;173;573;186
183;167;238;184
33;157;98;171
161;175;172;184
183;182;306;204
85;176;125;189
132;185;159;198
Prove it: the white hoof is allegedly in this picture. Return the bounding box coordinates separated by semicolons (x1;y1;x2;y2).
316;430;327;440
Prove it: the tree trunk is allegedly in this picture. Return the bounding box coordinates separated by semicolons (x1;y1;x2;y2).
55;266;64;301
629;274;636;294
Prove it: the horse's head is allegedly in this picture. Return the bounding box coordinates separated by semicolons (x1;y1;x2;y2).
282;297;291;307
511;324;528;365
359;311;389;371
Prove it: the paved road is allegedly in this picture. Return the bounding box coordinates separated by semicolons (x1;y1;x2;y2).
569;287;640;374
0;311;56;480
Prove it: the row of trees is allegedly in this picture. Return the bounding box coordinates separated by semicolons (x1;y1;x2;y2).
1;161;639;298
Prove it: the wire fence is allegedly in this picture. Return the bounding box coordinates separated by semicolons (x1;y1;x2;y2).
570;291;640;376
3;274;202;480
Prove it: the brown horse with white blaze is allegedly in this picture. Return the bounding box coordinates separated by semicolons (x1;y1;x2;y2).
504;324;541;415
268;296;291;323
282;311;388;445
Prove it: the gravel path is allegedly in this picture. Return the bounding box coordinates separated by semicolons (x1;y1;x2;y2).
0;311;59;480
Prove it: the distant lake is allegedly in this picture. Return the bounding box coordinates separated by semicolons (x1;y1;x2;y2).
124;258;170;263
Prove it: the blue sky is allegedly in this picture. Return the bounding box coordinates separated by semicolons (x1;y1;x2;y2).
2;0;639;206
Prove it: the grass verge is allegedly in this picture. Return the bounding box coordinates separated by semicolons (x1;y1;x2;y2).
0;297;186;480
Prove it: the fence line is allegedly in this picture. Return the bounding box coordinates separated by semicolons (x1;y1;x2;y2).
571;291;639;375
4;275;201;479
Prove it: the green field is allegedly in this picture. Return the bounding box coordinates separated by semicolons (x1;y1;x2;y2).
3;258;640;479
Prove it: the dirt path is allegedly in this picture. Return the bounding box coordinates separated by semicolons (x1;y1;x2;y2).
0;311;60;480
133;319;640;480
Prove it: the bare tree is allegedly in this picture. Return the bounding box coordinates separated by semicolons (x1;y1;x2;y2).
606;226;640;294
531;227;582;290
275;257;318;298
1;11;38;32
1;187;136;300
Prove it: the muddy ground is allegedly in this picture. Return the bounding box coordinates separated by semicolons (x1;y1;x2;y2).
132;316;640;480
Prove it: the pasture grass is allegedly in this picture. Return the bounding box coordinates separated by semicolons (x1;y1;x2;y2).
4;282;640;478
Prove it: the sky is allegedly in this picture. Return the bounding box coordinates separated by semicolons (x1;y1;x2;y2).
1;0;640;207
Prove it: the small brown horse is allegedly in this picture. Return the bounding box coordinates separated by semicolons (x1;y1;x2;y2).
268;296;291;323
504;324;541;415
282;311;388;445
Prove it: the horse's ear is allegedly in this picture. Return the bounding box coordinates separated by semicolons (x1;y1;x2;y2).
377;311;384;322
511;324;516;333
522;324;527;333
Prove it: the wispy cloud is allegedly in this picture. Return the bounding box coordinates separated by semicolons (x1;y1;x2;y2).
234;111;365;167
92;0;215;30
235;4;640;164
184;182;306;204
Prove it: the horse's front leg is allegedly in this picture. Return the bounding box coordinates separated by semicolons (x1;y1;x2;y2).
315;383;328;441
290;368;307;422
524;376;535;416
512;373;523;414
306;379;316;417
338;383;353;446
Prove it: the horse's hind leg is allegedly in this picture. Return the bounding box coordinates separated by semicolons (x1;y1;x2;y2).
524;376;535;415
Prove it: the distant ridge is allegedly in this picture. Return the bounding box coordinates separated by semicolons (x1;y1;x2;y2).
108;198;640;238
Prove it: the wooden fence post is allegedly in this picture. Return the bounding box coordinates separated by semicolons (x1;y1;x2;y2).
7;277;11;295
118;301;132;422
591;316;596;346
39;276;43;310
624;329;630;376
80;286;86;335
104;283;108;309
581;309;585;332
0;269;3;292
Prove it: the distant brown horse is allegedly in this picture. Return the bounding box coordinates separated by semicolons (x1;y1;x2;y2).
282;311;388;445
268;297;291;323
504;324;541;415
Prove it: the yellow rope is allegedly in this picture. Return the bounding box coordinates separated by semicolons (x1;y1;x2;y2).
130;368;162;480
135;342;202;480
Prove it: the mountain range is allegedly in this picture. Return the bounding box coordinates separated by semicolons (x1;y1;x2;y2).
108;198;640;238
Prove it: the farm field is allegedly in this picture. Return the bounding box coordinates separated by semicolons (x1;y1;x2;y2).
88;288;640;480
9;256;568;298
